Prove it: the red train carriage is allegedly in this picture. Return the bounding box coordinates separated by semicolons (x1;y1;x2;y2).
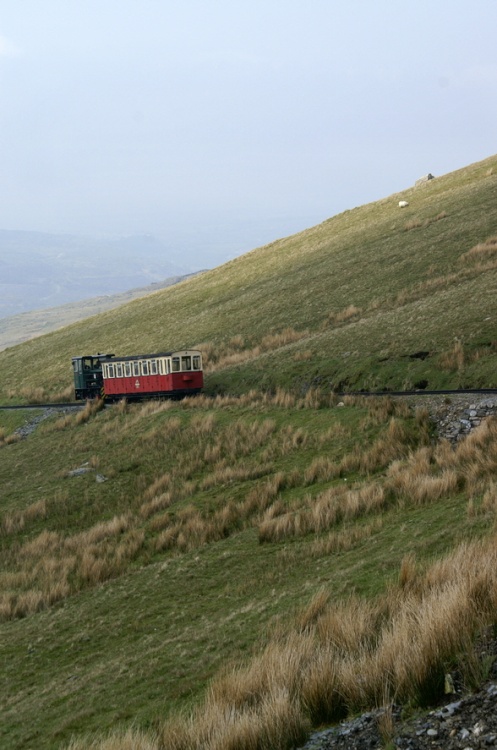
101;350;203;401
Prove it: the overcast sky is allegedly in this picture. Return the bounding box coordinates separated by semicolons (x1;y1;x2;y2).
0;1;496;268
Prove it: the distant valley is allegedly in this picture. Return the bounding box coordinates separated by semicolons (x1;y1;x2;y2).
0;271;201;351
0;229;190;319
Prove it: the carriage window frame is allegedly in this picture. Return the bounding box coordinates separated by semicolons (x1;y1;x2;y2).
107;364;115;378
116;363;123;378
141;360;149;376
192;355;201;371
150;359;158;375
133;361;140;376
172;356;180;372
181;355;192;371
124;362;132;377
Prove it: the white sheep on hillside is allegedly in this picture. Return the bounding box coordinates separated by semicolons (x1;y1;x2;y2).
398;200;409;208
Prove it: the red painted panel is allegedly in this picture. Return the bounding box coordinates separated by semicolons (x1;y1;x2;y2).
103;370;203;398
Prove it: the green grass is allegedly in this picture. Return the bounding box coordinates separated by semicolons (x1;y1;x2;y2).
2;154;497;749
0;393;496;748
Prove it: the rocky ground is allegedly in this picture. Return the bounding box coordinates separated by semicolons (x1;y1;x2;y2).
300;636;497;750
403;393;497;443
13;406;79;438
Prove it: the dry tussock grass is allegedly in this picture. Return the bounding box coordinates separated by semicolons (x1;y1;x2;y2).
200;463;272;491
270;388;297;408
140;491;174;519
0;425;22;447
259;481;388;543
261;414;497;545
135;536;497;750
49;399;105;432
0;511;144;620
404;218;423;231
164;535;497;749
202;327;309;373
324;304;362;328
309;517;384;557
439;340;465;371
459;235;497;263
403;212;447;232
1;499;47;535
293;350;313;362
75;399;105;424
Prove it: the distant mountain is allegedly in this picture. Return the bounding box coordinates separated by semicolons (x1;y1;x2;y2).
0;230;190;318
0;272;203;352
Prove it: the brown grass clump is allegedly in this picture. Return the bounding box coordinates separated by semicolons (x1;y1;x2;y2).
204;327;309;373
0;431;22;447
324;304;362;328
459;235;497;263
260;327;309;351
270;388;297;408
404;218;423;231
404;212;447;232
1;499;47;536
66;728;158;750
439;340;465;371
153;537;497;749
309;518;384;557
293;350;312;362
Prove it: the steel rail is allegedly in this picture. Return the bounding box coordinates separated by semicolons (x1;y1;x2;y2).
338;388;497;397
0;402;85;411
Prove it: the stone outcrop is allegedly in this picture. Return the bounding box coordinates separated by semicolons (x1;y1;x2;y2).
407;394;497;443
415;173;435;186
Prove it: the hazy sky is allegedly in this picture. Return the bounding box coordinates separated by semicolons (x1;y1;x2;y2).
0;1;496;267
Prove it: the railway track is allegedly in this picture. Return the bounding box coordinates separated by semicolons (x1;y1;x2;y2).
0;402;84;411
340;388;497;397
1;389;497;411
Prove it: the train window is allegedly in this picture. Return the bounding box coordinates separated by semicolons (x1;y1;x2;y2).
172;356;180;372
193;355;201;370
83;357;92;370
107;364;115;378
165;358;171;374
150;360;158;375
141;361;149;376
181;355;192;371
133;361;140;376
116;363;123;377
125;363;132;377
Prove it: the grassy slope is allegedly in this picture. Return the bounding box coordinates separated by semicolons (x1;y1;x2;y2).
1;155;497;749
0;155;496;400
0;395;491;749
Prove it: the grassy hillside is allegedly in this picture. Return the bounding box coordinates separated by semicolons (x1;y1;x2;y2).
0;154;496;402
2;155;497;750
1;393;497;749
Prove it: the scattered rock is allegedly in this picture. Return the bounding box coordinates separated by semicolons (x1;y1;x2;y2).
415;173;435;186
13;406;82;440
404;394;497;443
67;467;93;477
